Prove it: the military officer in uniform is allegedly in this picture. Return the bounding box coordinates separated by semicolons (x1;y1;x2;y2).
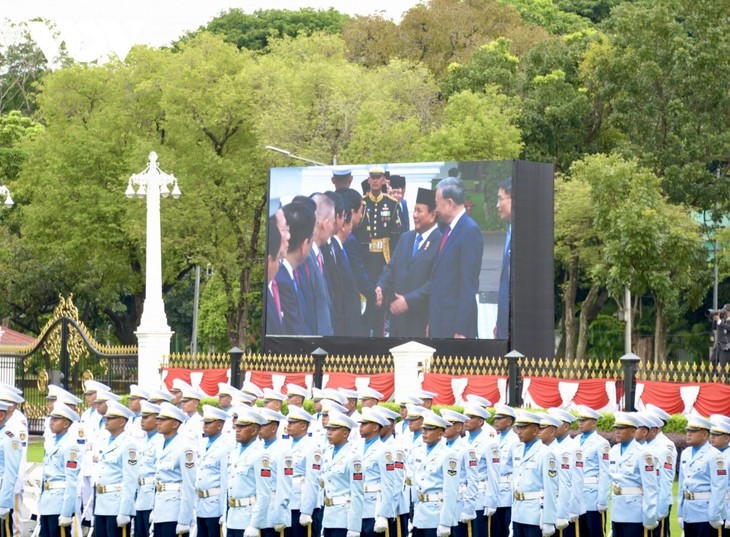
575;405;609;537
135;401;162;537
286;407;322;537
0;400;22;537
634;412;672;537
321;411;365;537
227;407;273;537
359;408;397;537
259;408;294;537
39;402;83;537
355;165;402;336
547;408;584;537
93;401;138;537
537;414;570;535
511;411;558;537
646;403;677;537
411;411;459;537
196;405;232;537
709;415;730;537
0;387;26;537
153;402;196;537
678;415;727;537
491;403;518;537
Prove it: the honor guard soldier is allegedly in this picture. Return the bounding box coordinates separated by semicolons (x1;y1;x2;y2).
511;411;559;537
153;402;196;537
709;415;730;537
608;412;659;537
463;395;497;438
359;387;384;409
371;406;408;537
39;402;83;537
646;403;677;536
286;407;322;537
0;401;22;537
135;402;163;537
126;384;150;441
537;414;570;535
196;405;232;537
262;389;289;440
411;411;459;537
575;405;609;537
491;403;519;537
358;408;397;537
242;381;264;402
321;411;365;537
403;404;427;528
286;384;309;410
93;401;138;537
439;409;479;537
678;415;727;537
635;412;672;537
148;389;174;405
547;408;584;537
0;387;27;537
227;407;273;537
259;408;294;537
179;384;205;449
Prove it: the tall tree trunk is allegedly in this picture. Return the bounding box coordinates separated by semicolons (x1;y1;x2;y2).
562;255;579;361
654;298;667;366
576;283;599;362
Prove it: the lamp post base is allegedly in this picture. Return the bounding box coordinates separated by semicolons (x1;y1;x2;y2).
135;328;173;392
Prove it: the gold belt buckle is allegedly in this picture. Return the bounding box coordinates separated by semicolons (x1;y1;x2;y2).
228;498;235;508
197;490;206;499
405;478;412;486
612;484;622;496
684;491;693;500
96;484;104;494
513;491;524;501
43;481;50;491
319;479;324;488
417;493;424;502
156;483;163;492
324;497;333;507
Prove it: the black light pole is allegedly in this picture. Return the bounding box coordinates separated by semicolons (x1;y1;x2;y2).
620;352;641;411
505;349;524;406
311;347;328;389
229;346;244;388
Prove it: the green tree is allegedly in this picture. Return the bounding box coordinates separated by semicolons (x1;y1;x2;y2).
0;21;51;115
497;0;592;34
554;0;625;24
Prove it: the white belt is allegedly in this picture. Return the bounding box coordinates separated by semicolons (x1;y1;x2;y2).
42;481;66;490
514;491;543;501
584;477;599;485
614;486;643;496
293;476;305;485
364;484;381;493
684;491;711;501
726;492;730;501
138;477;155;486
197;487;221;498
458;484;467;496
418;493;443;503
499;476;512;484
229;496;257;507
325;495;350;506
96;483;122;494
478;480;488;491
155;482;182;492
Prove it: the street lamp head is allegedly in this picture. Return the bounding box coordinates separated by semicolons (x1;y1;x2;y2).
125;180;136;199
3;193;13;207
159;182;170;198
171;181;181;199
136;183;147;198
0;185;13;207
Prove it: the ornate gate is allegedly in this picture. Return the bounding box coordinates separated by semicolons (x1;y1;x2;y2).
0;296;138;433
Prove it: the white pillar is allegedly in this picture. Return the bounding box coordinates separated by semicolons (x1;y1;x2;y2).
390;341;436;402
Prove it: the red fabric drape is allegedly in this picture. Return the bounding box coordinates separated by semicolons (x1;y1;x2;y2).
525;377;563;409
638;381;685;415
693;383;730;416
162;368;191;390
422;373;456;405
197;369;229;396
572;379;610;410
364;373;395;401
249;370;274;390
283;374;310;393
462;375;503;406
324;372;357;390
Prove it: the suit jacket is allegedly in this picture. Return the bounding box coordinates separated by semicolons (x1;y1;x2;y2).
275;263;309;336
298;250;334;335
377;227;441;338
344;233;376;304
332;239;367;336
496;225;510;339
428;213;484;338
266;286;285;335
398;200;410;232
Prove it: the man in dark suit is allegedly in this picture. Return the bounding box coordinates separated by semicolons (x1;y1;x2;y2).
274;202;316;335
389;175;410;233
428;177;484;339
495;178;512;339
265;212;285;335
376;188;441;338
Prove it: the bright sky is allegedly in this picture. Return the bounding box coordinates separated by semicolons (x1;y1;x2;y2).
3;0;421;64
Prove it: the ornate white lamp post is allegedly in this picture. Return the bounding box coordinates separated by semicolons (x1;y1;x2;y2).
0;186;13;207
126;152;181;391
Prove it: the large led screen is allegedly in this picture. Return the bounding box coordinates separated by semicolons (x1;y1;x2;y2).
263;160;554;358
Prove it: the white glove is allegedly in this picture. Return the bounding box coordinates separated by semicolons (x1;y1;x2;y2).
0;508;9;518
149;512;154;524
459;512;476;523
678;517;684;529
710;519;723;529
244;526;259;537
556;519;569;530
597;504;608;513
437;525;451;537
644;521;659;530
347;532;360;537
541;523;555;537
220;516;226;525
569;513;578;522
117;515;131;527
725;520;730;529
299;514;313;527
274;524;287;532
485;508;496;517
374;517;388;533
58;516;73;527
176;524;191;534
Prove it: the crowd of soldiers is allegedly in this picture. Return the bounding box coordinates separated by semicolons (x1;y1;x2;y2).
2;380;730;537
267;165;485;339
